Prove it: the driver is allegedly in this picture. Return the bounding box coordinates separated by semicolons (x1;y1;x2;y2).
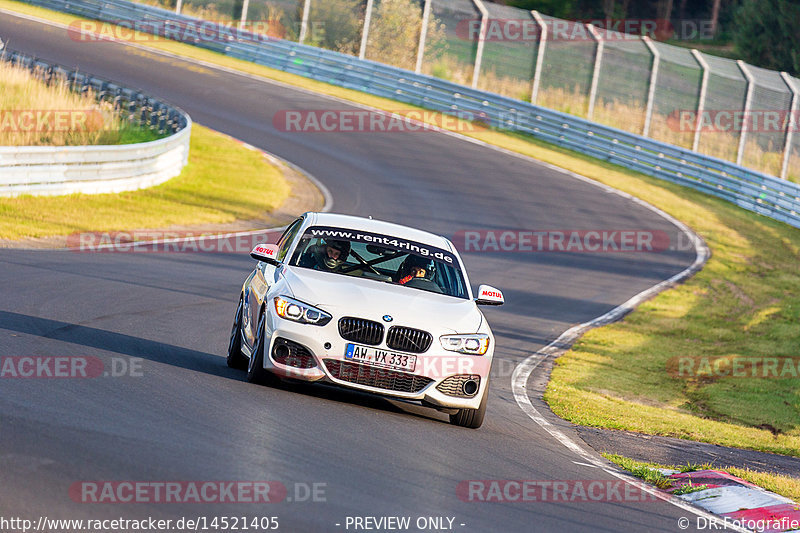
302;239;351;272
396;254;435;285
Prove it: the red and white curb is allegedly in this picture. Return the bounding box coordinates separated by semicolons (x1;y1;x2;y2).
663;470;800;532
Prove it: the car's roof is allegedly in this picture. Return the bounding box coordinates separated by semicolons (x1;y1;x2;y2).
306;212;453;251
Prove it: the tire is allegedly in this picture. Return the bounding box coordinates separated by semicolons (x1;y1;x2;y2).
227;297;247;369
450;380;489;429
247;310;274;385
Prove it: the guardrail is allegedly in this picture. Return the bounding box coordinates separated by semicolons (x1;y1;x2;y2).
14;0;800;229
0;46;190;196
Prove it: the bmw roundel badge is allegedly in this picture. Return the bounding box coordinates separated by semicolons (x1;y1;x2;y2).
382;315;393;323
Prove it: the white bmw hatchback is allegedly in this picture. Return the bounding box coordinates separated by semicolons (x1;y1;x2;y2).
227;212;503;428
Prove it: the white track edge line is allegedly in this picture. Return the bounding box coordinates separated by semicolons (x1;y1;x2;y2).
507;183;745;528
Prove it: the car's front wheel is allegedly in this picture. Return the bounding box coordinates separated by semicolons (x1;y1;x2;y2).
247;310;274;385
227;297;247;369
450;381;489;429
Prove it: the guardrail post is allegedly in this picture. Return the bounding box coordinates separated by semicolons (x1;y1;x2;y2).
642;36;660;137
299;0;312;43
175;0;182;15
780;72;798;180
471;0;488;89
691;49;709;153
358;0;375;60
239;0;251;31
736;60;754;166
531;10;546;105
586;24;604;120
415;0;431;74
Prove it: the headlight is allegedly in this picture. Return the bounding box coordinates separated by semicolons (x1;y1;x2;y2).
274;296;332;326
440;334;490;355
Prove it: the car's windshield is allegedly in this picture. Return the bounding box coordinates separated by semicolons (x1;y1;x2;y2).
289;226;468;299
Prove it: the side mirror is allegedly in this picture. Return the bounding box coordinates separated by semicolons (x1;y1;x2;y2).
250;243;280;265
475;284;504;306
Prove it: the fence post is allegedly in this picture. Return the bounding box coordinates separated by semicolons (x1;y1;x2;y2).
691;49;709;153
359;0;375;60
471;0;488;89
531;10;546;105
239;0;251;31
299;0;312;43
642;36;660;137
736;60;754;166
415;0;431;74
175;0;182;15
780;72;798;180
586;24;604;120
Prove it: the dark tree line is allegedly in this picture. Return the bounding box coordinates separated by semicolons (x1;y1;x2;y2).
501;0;731;26
499;0;800;75
733;0;800;75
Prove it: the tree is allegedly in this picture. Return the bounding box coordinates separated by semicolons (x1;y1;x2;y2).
231;0;243;21
305;0;365;55
365;0;446;71
655;0;674;21
733;0;800;75
709;0;721;36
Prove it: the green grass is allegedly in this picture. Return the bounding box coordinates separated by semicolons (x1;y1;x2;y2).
0;124;290;239
678;462;714;473
603;454;673;489
604;453;800;502
672;482;710;495
4;0;800;456
543;177;800;456
114;125;164;144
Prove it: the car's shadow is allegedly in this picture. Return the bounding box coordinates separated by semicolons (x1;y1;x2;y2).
269;378;450;424
0;310;450;424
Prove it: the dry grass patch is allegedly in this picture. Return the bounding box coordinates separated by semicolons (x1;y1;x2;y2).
0;60;160;146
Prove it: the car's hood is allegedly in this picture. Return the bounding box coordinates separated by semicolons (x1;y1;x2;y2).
282;267;482;334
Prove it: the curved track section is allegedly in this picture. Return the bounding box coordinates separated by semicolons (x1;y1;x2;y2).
0;13;701;532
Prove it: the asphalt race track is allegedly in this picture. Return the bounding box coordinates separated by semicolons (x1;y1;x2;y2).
0;12;703;532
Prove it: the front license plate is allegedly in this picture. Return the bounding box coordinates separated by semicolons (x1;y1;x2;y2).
345;344;417;372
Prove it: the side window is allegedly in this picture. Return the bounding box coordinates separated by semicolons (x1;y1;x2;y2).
276;219;303;262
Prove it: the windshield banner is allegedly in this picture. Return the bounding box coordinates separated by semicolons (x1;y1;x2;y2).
305;226;456;264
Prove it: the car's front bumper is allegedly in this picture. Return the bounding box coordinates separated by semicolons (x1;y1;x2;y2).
261;316;492;410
